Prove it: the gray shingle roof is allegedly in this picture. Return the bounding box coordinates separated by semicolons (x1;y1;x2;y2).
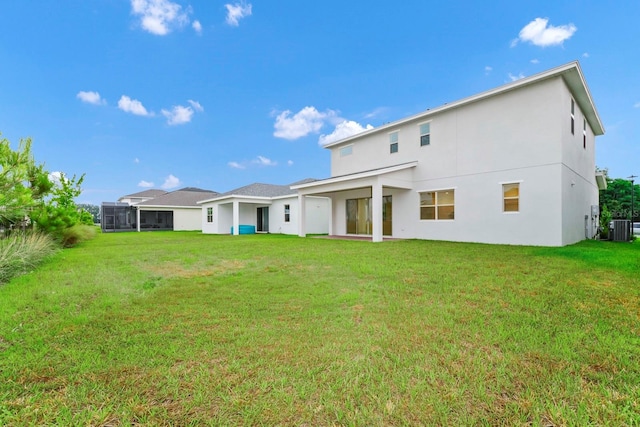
217;183;295;198
216;179;318;199
136;187;219;207
121;189;168;199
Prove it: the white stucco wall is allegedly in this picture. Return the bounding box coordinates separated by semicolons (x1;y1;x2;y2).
173;208;203;231
200;203;219;234
331;77;565;181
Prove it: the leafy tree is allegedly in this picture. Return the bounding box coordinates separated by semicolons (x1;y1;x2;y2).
32;173;92;240
0;135;52;228
77;204;100;223
599;174;640;221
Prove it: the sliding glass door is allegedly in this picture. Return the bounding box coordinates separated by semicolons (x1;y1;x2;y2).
346;196;392;236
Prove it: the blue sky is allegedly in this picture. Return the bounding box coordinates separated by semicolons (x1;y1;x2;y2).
1;1;638;204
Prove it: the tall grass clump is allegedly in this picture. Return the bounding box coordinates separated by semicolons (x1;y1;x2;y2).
60;224;98;248
0;231;58;284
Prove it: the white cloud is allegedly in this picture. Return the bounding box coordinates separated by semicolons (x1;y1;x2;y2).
134;158;140;164
508;72;525;82
318;120;373;146
162;105;193;125
253;156;277;166
138;180;154;188
512;17;577;47
228;161;245;169
287;160;293;166
273;106;338;140
161;174;180;189
49;171;63;184
188;99;204;112
363;107;388;119
530;58;539;64
484;66;493;75
130;0;189;35
77;91;106;105
634;102;640;108
192;20;202;34
161;100;203;125
225;2;252;26
118;95;152;116
582;52;590;58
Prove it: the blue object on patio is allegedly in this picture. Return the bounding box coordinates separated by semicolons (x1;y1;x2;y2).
230;225;256;234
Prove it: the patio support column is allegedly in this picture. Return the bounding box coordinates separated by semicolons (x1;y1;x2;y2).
372;181;383;242
232;201;240;235
136;207;140;232
298;194;307;237
327;197;333;236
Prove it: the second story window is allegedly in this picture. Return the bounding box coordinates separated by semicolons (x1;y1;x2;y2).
339;145;353;157
419;122;431;146
389;131;399;153
571;99;575;135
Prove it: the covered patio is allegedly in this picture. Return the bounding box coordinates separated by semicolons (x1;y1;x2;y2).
291;162;417;242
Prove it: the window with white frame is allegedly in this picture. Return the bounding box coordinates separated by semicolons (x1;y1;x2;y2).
207;207;213;222
570;99;575;135
503;183;519;212
389;131;399;153
419;122;431;146
284;204;290;222
420;190;455;220
339;145;353;157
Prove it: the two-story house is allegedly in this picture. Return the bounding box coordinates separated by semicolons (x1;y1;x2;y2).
292;61;606;246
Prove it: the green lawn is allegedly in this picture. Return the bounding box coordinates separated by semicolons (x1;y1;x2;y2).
1;232;638;425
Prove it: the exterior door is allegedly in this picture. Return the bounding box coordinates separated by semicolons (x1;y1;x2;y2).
383;195;392;236
257;207;269;232
346;197;372;235
346;196;392;236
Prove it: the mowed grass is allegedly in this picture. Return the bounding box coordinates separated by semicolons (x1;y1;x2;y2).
0;232;638;425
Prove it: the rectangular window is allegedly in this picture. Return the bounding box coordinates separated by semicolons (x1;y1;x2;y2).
419;122;431;146
420;190;455;220
583;119;587;149
570;99;575;135
284;204;290;222
339;145;353;157
503;183;519;212
207;207;213;223
389;131;398;153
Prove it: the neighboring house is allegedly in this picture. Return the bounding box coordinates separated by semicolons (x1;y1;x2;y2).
102;187;218;232
198;180;329;235
134;187;219;231
292;61;606;246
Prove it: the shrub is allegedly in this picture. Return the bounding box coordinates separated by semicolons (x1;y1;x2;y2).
60;224;97;248
0;232;58;284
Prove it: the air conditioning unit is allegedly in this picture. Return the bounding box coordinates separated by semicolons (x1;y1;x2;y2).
611;220;631;242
